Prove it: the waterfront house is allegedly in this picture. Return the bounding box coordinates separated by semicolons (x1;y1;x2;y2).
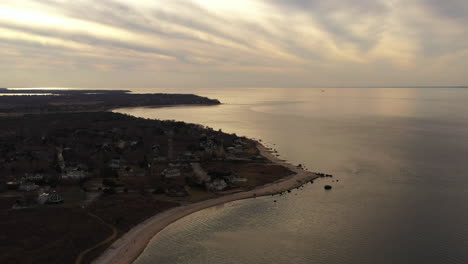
23;173;44;182
162;165;182;179
234;138;247;145
227;144;244;154
18;182;39;192
205;179;228;192
224;174;248;184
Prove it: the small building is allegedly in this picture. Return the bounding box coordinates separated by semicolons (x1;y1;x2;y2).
162;167;181;179
18;182;39;192
117;140;128;150
23;173;44;183
109;159;121;170
62;168;88;180
205;179;228;192
224;174;247;184
200;136;218;153
234;138;247;145
227;144;244;154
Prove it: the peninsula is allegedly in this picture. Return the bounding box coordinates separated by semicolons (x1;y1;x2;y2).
0;89;320;264
0;89;220;115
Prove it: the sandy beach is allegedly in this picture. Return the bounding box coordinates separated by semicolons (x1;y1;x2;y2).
93;142;318;264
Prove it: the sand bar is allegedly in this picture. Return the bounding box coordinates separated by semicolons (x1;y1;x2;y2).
93;143;318;264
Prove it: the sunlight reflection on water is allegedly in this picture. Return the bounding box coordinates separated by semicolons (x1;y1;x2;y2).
116;88;468;264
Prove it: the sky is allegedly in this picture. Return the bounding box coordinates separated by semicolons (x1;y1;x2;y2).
0;0;467;88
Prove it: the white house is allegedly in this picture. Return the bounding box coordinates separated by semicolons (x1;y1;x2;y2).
18;182;39;192
206;179;228;192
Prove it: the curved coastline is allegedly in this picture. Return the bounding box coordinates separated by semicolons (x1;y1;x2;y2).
92;142;318;264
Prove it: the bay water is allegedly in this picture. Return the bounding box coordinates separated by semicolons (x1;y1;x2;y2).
114;88;468;264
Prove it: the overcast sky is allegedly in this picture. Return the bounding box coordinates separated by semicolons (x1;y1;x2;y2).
1;0;467;88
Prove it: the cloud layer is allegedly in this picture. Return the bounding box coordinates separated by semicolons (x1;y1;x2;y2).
1;0;467;87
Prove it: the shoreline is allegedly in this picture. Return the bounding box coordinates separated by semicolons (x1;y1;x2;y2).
0;88;221;116
0;103;222;118
92;142;319;264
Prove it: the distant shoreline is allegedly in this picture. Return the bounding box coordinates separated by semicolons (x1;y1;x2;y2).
0;104;223;118
93;142;318;264
0;88;220;115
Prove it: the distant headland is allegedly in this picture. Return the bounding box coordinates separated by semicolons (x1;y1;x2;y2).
0;88;220;115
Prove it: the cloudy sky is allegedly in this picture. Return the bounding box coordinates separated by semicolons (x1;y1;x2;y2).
1;0;467;88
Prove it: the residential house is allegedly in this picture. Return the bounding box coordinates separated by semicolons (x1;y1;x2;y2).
162;164;182;179
62;167;88;180
23;173;44;183
205;179;228;192
18;182;39;192
109;159;121;170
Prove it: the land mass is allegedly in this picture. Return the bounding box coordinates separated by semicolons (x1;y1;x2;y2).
0;89;220;115
0;90;324;264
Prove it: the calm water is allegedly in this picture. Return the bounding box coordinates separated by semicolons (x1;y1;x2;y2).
114;88;468;264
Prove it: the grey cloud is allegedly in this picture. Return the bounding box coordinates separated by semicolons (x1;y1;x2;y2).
2;0;468;88
265;0;390;52
0;38;165;73
0;23;257;70
266;0;388;14
26;0;316;65
400;0;468;57
0;22;183;60
16;0;324;64
38;0;253;50
3;1;262;67
421;0;468;21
